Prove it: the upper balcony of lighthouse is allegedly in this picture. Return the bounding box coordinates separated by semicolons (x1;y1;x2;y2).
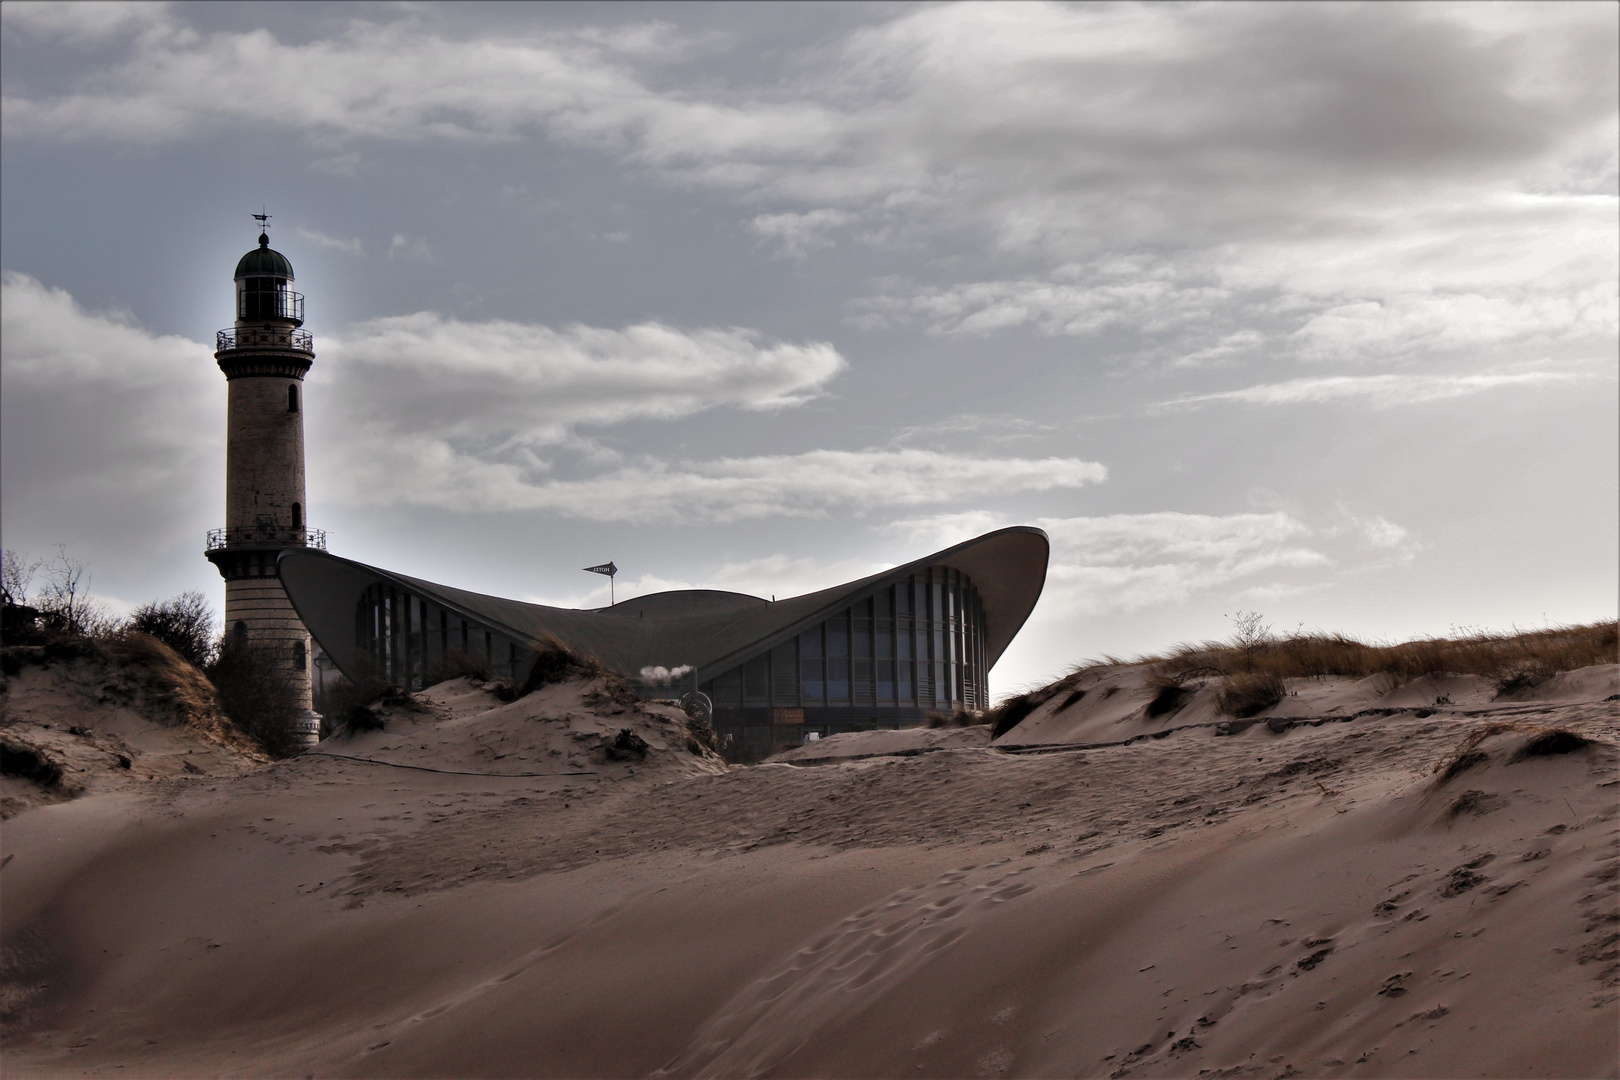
216;229;315;372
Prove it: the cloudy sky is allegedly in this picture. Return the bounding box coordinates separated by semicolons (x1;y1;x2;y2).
3;0;1615;695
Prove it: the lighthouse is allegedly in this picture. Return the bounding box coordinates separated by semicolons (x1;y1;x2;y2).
204;215;322;746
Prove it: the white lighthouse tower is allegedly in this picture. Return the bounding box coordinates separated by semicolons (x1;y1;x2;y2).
205;214;322;746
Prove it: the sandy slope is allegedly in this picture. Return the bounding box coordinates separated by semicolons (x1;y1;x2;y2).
1;645;261;818
2;667;1616;1078
769;723;994;764
995;664;1620;749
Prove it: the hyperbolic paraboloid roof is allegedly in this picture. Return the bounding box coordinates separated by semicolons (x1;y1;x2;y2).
278;527;1049;686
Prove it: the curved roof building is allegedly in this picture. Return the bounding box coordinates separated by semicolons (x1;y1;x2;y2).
279;526;1048;758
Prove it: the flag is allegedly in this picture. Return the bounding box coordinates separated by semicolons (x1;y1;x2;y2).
582;562;617;578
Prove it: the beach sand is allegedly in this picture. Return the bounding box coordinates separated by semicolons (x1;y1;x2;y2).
2;665;1616;1077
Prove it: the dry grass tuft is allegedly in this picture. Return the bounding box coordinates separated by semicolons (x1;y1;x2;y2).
1510;728;1590;760
1217;671;1286;718
986;693;1042;738
102;632;249;747
513;634;614;699
1144;669;1216;719
1431;723;1591;787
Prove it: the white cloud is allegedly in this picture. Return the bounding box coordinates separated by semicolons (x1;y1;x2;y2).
882;510;1009;550
852;259;1242;338
387;234;432;262
853;189;1617;364
1353;515;1409;552
296;227;363;256
0;272;220;564
318;311;845;443
0;279;1090;524
302;304;867;517
324;445;1107;521
544;551;895;611
1154;365;1607;411
749;210;855;258
1035;512;1332;614
889;507;1416;618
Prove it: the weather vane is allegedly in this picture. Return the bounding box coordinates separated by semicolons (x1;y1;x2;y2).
252;209;271;235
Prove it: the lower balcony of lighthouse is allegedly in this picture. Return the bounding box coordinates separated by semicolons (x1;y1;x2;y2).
205;527;326;581
216;326;313;354
214;327;315;379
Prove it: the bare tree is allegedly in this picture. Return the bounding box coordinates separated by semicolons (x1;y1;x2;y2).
33;545;119;637
1226;610;1272;670
2;549;41;608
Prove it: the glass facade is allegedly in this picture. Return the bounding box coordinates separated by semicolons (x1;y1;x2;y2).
355;582;523;688
349;566;991;762
701;566;988;726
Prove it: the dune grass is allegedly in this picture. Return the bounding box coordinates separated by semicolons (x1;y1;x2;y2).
1142;620;1617;690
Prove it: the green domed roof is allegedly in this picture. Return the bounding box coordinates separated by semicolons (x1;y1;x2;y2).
234;235;295;280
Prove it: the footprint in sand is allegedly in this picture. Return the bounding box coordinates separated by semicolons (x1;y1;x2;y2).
665;861;1044;1075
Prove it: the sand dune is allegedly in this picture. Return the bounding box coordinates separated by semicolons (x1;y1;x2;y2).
994;663;1619;749
2;659;1615;1077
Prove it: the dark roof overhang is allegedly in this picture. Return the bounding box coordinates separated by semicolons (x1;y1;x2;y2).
278;526;1048;686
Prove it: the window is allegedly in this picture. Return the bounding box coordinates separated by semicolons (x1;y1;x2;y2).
288;384;299;412
711;668;742;707
771;641;800;706
799;628;824;704
292;639;306;667
291;502;302;530
743;654;770;707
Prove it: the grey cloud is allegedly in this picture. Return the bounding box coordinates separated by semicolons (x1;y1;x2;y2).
8;5;1611;244
1;1;177;45
318;444;1108;521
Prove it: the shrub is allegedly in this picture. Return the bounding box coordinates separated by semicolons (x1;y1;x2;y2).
208;639;305;758
421;647;493;688
925;709;981;729
1494;661;1555;696
1218;672;1285;718
683;711;722;755
128;590;217;669
345;684;420;733
605;729;650;761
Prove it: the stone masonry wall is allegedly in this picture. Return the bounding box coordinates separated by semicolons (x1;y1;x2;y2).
225;577;313;711
226;376;307;533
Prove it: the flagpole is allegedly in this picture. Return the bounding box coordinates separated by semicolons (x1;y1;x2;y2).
582;561;618;608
